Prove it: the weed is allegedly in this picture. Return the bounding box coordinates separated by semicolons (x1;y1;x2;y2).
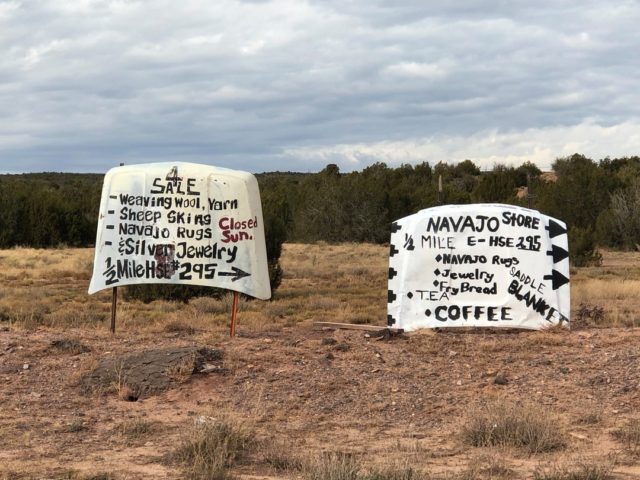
74;473;116;480
574;303;605;328
117;384;139;402
460;399;566;454
0;305;49;328
50;338;91;354
262;441;304;472
461;455;513;479
362;465;427;480
83;474;116;480
50;307;108;328
533;462;612;480
118;417;157;444
26;471;118;480
577;412;603;425
190;296;228;315
190;293;246;316
612;418;640;454
166;353;197;383
302;452;360;480
163;321;196;335
111;361;139;402
171;416;253;479
67;420;87;433
50;473;116;480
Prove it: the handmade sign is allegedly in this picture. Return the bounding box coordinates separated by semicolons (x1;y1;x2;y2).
387;204;570;330
88;162;271;300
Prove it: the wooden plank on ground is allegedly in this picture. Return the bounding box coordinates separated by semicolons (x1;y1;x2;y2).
313;322;403;333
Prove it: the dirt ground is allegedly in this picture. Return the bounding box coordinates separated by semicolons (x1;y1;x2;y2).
3;324;640;478
1;244;640;479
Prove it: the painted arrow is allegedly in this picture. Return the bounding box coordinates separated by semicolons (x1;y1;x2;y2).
218;267;251;282
544;269;570;290
546;244;569;263
546;219;567;239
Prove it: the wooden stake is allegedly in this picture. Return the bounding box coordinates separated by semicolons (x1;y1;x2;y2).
313;322;404;333
527;173;534;209
110;286;118;334
230;291;239;337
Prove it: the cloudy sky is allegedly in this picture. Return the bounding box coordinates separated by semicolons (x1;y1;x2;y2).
1;0;640;174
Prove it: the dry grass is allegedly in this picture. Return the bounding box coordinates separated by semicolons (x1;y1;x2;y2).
170;416;253;480
303;452;361;480
163;320;196;335
461;455;514;480
49;338;91;354
571;249;640;327
165;353;197;383
460;399;566;454
1;245;637;333
533;462;613;480
0;244;640;480
0;472;116;480
362;465;428;480
300;454;516;480
118;417;158;445
612;418;640;455
261;441;304;472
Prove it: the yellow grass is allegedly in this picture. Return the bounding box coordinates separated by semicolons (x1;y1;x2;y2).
571;249;640;327
1;243;639;479
0;244;638;332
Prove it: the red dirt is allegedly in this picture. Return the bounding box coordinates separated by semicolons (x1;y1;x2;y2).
2;324;640;478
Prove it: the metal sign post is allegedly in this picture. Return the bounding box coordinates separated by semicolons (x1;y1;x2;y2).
109;162;125;335
89;162;272;337
230;292;239;337
110;286;117;334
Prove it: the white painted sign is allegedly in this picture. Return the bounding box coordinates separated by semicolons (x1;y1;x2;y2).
88;162;271;300
387;204;570;331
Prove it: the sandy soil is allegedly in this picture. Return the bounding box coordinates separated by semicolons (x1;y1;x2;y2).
2;323;640;479
2;243;640;479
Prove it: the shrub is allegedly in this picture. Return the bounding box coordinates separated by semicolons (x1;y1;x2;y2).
573;303;605;328
569;227;602;267
604;178;640;250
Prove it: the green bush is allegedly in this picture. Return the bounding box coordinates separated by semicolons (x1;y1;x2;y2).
568;227;602;267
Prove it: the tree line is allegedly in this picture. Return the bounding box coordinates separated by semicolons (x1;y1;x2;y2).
1;153;639;268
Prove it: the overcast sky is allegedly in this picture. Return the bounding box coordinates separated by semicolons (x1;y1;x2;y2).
2;0;640;174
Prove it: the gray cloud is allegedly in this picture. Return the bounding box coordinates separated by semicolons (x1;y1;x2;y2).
1;0;640;173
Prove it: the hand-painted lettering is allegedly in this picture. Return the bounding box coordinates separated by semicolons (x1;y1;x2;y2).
150;177;200;195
